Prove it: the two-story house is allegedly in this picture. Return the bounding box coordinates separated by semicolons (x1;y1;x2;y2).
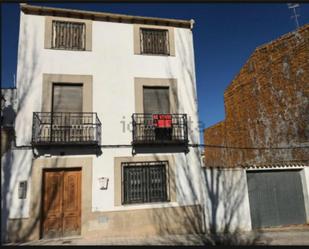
1;4;204;242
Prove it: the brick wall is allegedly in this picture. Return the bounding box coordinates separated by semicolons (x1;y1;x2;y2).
204;24;309;167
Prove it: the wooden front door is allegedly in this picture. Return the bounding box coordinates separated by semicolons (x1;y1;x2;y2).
42;168;81;239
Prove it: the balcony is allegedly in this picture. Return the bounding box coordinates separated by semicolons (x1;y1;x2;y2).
132;113;188;146
32;112;101;146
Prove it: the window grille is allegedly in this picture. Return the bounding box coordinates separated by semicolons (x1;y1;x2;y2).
140;29;169;55
52;21;85;50
122;161;168;204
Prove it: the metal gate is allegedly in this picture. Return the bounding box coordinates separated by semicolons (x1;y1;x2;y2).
247;169;307;229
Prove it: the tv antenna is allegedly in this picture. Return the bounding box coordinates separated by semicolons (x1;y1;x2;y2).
288;3;300;29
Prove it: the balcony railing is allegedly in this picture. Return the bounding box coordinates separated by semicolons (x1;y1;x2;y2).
132;113;188;145
32;112;101;146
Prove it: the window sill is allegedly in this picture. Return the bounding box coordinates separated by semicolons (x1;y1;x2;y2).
93;201;179;213
45;47;91;52
136;53;175;57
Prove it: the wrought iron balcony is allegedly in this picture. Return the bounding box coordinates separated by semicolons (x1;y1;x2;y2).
32;112;101;146
132;113;188;145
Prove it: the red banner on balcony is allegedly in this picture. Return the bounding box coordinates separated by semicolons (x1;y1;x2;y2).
153;114;172;128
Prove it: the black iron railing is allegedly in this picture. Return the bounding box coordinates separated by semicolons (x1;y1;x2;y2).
132;113;188;145
32;112;101;146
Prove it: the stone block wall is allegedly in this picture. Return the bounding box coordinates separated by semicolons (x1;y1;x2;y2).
204;24;309;167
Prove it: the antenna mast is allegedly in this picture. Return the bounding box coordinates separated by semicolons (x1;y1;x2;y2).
288;3;300;29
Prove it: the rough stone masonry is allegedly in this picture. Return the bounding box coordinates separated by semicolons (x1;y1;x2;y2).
204;24;309;167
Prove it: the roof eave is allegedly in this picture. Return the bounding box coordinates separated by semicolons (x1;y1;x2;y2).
20;3;193;29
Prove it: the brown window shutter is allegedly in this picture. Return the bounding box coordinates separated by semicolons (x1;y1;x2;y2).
52;84;83;113
143;87;170;114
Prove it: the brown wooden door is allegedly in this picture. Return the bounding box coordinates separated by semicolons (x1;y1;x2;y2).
62;170;81;237
42;168;81;239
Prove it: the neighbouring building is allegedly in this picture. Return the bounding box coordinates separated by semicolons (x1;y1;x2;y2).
204;24;309;230
1;88;17;156
1;4;205;242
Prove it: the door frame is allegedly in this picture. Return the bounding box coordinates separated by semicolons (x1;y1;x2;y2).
40;167;82;239
28;157;92;241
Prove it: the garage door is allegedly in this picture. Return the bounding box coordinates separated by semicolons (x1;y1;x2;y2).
247;170;307;229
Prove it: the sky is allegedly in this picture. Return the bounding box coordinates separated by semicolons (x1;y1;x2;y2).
1;2;309;134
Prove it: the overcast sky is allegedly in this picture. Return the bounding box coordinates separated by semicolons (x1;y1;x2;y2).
1;3;309;134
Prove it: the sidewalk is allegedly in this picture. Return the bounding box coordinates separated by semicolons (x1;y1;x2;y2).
9;225;309;246
257;225;309;246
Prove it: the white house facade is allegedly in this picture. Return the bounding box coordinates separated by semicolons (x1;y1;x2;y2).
1;4;206;242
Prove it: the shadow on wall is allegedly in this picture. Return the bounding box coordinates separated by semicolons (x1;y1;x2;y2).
132;145;188;155
202;167;262;245
141;153;263;245
34;146;102;157
2;154;65;243
144;31;263;245
1;17;44;243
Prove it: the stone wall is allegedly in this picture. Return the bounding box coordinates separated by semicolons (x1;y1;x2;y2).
204;24;309;167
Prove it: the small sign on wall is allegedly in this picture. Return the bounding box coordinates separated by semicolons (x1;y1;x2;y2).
98;177;109;190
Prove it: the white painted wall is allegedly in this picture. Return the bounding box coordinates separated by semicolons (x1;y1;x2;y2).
303;167;309;222
2;11;203;221
202;168;252;232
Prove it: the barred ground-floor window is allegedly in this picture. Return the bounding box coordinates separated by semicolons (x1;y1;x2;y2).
122;161;169;204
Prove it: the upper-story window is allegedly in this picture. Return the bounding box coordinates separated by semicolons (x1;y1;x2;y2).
132;78;188;147
45;17;92;51
143;86;170;114
134;25;175;56
52;21;86;50
140;29;169;55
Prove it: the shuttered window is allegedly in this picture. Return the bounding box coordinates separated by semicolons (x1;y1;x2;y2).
51;84;84;142
143;87;170;114
52;21;86;50
52;84;83;113
122;161;168;204
140;29;169;55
